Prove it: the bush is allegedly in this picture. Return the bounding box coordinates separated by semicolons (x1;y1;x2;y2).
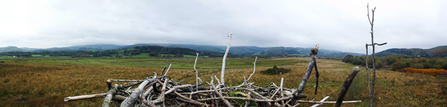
386;56;398;65
393;61;410;71
399;67;447;76
375;59;383;68
260;65;291;75
342;55;354;63
411;64;424;69
352;57;364;65
422;62;433;69
442;62;447;70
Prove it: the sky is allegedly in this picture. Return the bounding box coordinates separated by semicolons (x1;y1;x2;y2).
0;0;445;53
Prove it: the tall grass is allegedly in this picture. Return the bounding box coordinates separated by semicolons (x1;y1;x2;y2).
0;57;445;106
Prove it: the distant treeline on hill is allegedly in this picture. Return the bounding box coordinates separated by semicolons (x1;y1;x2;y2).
0;45;239;58
342;54;447;72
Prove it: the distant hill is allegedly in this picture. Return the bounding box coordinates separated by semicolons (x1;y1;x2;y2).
32;44;125;52
375;48;429;57
0;46;23;53
3;43;366;58
254;47;363;58
375;45;447;58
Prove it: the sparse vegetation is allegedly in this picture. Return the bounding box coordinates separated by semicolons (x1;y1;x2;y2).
260;65;291;75
0;57;445;106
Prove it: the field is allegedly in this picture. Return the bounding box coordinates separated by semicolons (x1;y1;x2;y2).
0;57;446;106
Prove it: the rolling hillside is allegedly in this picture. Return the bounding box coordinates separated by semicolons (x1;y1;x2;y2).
4;43;367;58
375;45;447;58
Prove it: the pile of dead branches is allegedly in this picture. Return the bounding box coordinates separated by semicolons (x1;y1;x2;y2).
64;43;361;107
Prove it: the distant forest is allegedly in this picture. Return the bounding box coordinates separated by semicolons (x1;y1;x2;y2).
0;45;238;58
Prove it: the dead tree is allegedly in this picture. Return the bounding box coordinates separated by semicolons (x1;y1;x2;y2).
366;3;386;107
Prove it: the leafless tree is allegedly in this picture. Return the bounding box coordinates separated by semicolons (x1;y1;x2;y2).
366;3;387;107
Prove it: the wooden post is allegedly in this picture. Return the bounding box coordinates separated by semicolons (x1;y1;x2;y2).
335;66;361;107
293;44;319;99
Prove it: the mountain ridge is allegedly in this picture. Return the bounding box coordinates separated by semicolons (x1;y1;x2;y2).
7;43;444;58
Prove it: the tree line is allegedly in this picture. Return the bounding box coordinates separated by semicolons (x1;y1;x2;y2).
342;54;447;71
0;45;241;58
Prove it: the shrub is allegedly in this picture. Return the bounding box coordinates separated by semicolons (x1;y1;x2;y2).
375;59;383;68
260;65;291;75
411;64;424;69
442;62;447;70
399;67;447;76
342;55;354;63
352;57;364;65
386;56;397;65
393;61;410;71
422;62;433;69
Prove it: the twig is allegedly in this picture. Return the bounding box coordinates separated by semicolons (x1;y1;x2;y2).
160;65;167;77
221;33;232;86
246;56;257;83
335;66;361;107
164;63;172;76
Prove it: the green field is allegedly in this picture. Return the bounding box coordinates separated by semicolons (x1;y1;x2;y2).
0;57;303;69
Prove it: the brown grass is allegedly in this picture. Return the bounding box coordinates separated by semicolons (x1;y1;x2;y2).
0;57;446;106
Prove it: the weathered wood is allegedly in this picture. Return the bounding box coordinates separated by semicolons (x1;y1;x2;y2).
314;60;319;95
194;53;199;92
220;33;232;86
245;56;257;83
293;44;319;99
110;79;143;82
311;96;329;107
102;85;118;107
120;79;153;107
335;66;361;107
64;93;126;102
64;93;107;102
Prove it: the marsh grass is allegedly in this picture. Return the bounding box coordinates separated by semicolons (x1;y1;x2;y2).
0;57;445;106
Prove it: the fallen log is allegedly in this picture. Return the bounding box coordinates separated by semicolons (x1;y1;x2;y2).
120;78;154;107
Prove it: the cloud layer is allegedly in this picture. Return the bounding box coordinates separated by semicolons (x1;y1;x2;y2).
0;0;445;53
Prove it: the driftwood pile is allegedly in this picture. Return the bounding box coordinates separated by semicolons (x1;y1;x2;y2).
64;43;361;107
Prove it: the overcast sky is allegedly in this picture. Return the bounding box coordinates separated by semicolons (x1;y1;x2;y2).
0;0;445;53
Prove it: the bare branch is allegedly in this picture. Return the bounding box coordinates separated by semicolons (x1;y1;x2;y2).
246;56;257;83
194;53;199;91
163;63;172;76
221;33;232;86
311;96;329;107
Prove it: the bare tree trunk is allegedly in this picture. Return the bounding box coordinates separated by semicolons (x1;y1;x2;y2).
367;4;376;107
335;66;361;107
